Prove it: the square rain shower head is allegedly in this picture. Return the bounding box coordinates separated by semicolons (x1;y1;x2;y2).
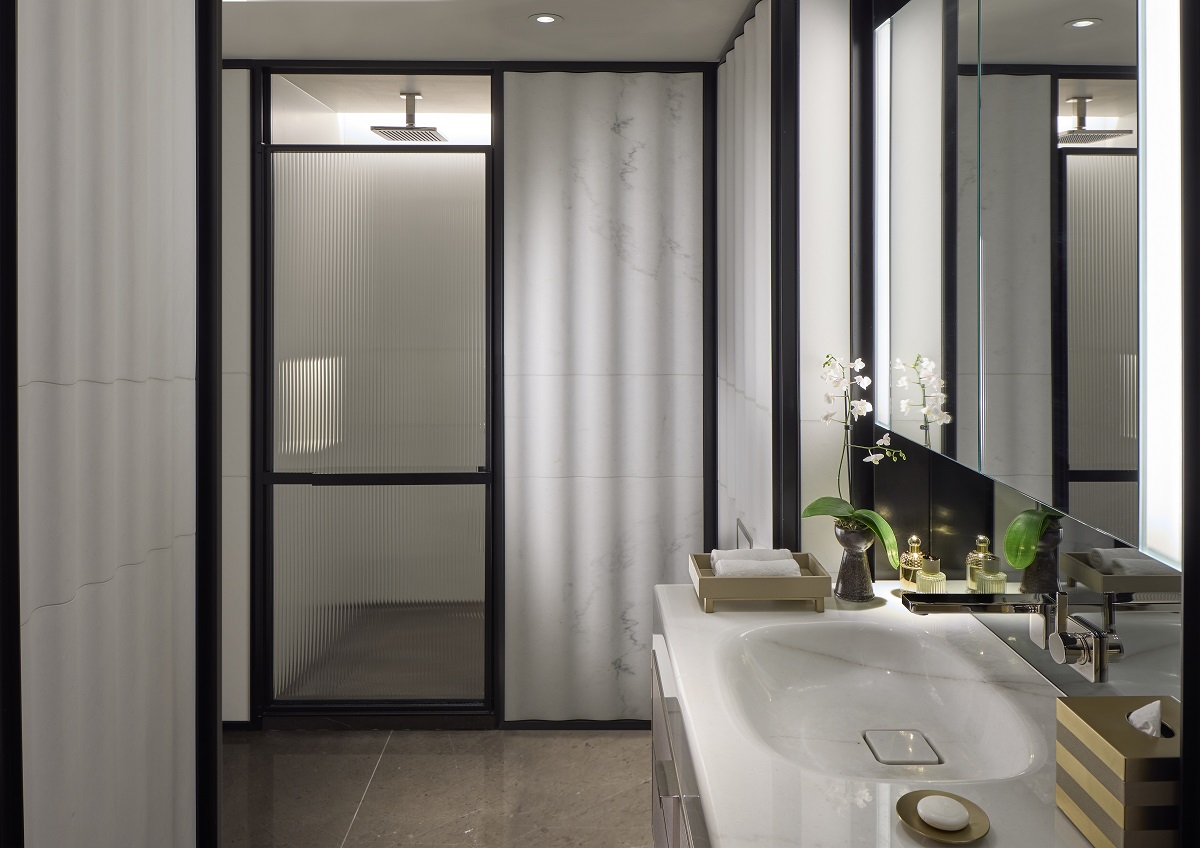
371;126;448;142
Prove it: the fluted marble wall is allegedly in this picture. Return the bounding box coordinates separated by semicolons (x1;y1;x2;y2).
716;2;773;550
16;0;197;842
503;72;704;720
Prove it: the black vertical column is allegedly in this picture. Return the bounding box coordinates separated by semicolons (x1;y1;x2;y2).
848;0;876;570
1179;0;1199;839
1;0;26;842
772;0;801;550
195;0;223;843
703;67;718;552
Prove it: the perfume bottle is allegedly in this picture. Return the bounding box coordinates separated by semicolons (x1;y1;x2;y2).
899;535;925;591
966;535;999;592
975;555;1008;594
915;557;947;593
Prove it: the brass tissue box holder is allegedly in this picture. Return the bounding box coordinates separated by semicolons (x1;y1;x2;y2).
1059;551;1182;594
688;553;831;613
1056;695;1181;848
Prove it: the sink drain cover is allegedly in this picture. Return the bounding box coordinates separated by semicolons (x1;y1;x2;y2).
863;730;942;765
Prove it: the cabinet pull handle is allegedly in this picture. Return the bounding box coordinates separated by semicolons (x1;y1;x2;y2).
655;759;681;799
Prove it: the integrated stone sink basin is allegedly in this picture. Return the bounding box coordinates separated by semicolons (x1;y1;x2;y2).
722;620;1047;782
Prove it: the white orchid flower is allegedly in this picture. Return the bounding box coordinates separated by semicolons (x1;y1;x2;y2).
918;357;935;370
821;368;839;384
863;452;885;465
850;357;866;372
918;367;936;381
928;391;947;401
876;433;891;446
899;398;912;415
854;375;872;389
832;356;846;366
821;410;837;425
891;358;905;371
936;410;953;424
834;377;850;391
894;376;908;389
823;392;836;405
849;399;873;420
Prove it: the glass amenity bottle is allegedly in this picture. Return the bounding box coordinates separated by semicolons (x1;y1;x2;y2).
975;554;1008;594
898;535;925;591
915;557;947;593
966;535;999;593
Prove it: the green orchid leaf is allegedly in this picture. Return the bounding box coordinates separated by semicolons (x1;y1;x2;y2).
801;497;855;519
1003;508;1053;569
850;508;900;570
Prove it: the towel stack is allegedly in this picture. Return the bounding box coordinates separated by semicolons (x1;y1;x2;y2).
709;548;800;577
1087;548;1178;577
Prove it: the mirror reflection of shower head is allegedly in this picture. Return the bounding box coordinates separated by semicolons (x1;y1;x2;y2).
1057;96;1133;145
371;92;447;142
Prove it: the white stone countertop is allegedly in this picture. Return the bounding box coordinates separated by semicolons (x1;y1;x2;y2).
653;582;1095;848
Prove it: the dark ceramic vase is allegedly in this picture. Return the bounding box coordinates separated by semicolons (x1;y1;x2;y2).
834;520;876;602
1019;521;1063;594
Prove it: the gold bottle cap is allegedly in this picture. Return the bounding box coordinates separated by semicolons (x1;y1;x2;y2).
975;535;991;552
908;535;922;553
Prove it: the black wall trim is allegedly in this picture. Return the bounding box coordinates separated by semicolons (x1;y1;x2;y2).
489;70;507;724
196;0;223;843
849;0;876;568
264;714;497;731
1066;470;1139;484
958;64;1137;78
270;472;491;486
1;0;24;841
771;0;800;550
940;0;958;461
1180;0;1199;838
222;721;254;732
703;67;718;551
224;59;712;74
502;720;650;731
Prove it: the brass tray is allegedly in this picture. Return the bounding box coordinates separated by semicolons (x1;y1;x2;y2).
896;790;991;844
688;553;831;613
1059;551;1181;593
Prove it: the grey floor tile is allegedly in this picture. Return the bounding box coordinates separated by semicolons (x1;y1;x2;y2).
222;730;390;848
226;729;652;848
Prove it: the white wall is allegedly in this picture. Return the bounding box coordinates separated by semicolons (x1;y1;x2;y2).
17;0;197;841
270;76;341;144
503;71;705;720
716;1;773;551
222;69;252;723
797;0;852;572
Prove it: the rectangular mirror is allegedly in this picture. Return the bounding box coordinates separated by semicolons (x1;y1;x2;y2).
875;0;1148;550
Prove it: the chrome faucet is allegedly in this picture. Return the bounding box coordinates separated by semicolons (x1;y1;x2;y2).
900;591;1165;683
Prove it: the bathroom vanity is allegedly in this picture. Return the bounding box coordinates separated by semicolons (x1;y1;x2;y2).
651;583;1108;848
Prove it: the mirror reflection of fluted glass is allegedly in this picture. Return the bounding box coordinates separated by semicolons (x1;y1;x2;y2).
273;485;485;702
272;151;487;473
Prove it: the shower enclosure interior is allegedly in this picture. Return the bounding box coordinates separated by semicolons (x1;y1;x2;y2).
256;71;495;716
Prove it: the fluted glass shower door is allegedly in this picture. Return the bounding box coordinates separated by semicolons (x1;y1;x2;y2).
265;148;492;707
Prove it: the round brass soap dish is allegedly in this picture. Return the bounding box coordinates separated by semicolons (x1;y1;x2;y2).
896;790;990;844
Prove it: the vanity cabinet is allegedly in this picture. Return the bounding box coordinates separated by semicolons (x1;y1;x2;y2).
651;648;709;848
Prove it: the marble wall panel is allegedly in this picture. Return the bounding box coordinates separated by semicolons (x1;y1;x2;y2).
504;71;704;720
16;0;198;838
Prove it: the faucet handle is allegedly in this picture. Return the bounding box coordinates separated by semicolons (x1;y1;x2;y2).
1055;591;1071;632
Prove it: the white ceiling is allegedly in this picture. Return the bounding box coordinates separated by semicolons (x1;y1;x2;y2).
223;0;753;62
959;0;1137;66
280;73;493;112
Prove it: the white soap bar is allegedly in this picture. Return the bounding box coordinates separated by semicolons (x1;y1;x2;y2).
916;795;970;831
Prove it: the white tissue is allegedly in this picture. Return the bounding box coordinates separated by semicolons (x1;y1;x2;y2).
1127;700;1162;737
711;559;801;577
709;548;794;565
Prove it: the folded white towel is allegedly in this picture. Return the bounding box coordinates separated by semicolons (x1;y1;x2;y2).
1111;558;1180;577
710;548;794;565
1088;547;1156;574
712;558;801;577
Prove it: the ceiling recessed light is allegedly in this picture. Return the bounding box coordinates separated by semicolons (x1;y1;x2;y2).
1065;18;1102;28
530;13;562;24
